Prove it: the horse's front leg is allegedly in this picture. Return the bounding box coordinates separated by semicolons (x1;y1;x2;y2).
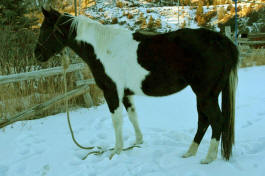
103;89;123;159
110;104;123;159
123;95;143;145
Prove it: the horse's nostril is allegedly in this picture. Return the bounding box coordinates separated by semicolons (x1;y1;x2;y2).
35;46;40;52
34;52;48;62
35;54;41;60
34;48;43;60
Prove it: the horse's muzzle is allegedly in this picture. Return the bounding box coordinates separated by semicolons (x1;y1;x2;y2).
34;47;47;62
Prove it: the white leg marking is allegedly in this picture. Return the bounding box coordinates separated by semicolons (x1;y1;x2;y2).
182;141;199;158
110;106;123;159
127;97;143;145
200;139;220;164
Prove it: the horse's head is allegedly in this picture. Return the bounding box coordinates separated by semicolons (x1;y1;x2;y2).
34;7;68;62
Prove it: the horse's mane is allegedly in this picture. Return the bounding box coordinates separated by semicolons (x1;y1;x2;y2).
70;15;131;36
69;14;133;50
67;14;80;35
70;15;94;32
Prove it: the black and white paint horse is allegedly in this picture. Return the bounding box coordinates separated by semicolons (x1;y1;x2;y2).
34;7;238;164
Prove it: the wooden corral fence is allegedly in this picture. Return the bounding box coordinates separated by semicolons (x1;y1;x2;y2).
225;26;265;58
0;63;95;128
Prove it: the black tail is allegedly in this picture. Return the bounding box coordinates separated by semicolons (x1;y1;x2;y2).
221;64;238;160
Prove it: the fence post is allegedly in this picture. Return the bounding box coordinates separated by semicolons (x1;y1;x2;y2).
225;26;232;40
233;0;238;45
79;0;82;15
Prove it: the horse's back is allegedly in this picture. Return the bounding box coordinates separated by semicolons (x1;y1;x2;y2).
133;28;238;74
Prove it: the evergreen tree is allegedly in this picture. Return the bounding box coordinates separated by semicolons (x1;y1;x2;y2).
0;0;37;28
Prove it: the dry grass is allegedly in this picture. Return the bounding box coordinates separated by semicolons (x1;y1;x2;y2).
0;66;104;122
0;76;69;120
116;0;124;8
218;6;226;21
240;49;265;68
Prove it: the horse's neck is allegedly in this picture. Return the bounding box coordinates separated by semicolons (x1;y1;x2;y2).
76;21;121;50
66;31;96;64
87;24;109;49
94;25;118;52
67;39;87;59
67;19;128;61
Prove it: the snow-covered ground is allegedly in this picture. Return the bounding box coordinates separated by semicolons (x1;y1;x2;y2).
0;66;265;176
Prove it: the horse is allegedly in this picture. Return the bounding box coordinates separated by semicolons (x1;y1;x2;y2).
34;7;239;164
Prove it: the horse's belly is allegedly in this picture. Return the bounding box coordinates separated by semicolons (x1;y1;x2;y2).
141;73;188;96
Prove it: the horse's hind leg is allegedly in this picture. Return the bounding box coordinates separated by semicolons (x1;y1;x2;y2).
123;95;143;145
183;99;210;158
197;96;223;164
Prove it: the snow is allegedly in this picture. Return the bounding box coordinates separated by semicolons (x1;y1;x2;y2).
85;0;265;34
85;1;203;32
1;66;265;176
84;1;257;33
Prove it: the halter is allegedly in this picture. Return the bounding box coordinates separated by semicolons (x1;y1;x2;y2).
37;15;66;55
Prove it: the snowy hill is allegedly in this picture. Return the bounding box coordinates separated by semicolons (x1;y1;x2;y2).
83;0;265;33
1;66;265;176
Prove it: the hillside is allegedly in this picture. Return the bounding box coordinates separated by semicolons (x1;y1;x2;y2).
67;0;265;33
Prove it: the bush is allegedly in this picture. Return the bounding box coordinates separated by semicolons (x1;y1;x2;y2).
218;6;226;21
0;26;39;75
0;0;37;28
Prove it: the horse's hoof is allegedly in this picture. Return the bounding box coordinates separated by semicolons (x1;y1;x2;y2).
135;134;143;144
182;142;198;158
135;139;144;145
182;152;195;158
200;157;216;164
109;148;122;160
109;152;115;160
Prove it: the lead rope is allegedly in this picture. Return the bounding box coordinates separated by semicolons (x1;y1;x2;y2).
62;54;102;153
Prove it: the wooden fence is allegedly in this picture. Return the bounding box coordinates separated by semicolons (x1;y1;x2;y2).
225;26;265;58
0;63;95;128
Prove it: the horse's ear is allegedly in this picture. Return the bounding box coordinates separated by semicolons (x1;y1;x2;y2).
42;6;51;18
42;6;60;23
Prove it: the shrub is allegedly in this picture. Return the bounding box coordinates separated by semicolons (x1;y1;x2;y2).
218;6;226;21
0;0;37;28
147;16;154;29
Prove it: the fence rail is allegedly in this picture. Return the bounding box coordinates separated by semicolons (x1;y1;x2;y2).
225;26;265;58
248;33;265;38
0;85;90;128
238;40;265;45
0;63;86;85
0;63;96;128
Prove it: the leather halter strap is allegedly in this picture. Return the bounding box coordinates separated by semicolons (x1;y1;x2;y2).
37;15;66;52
